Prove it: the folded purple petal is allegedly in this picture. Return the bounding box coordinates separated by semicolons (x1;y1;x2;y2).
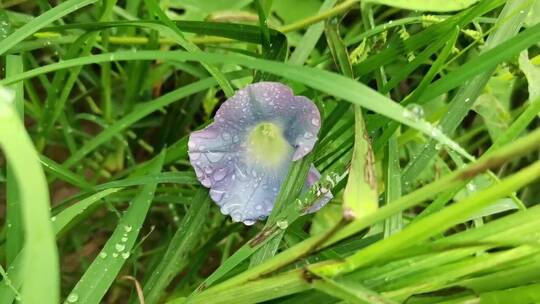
188;82;331;225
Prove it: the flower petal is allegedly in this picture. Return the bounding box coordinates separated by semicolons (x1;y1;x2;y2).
188;82;325;225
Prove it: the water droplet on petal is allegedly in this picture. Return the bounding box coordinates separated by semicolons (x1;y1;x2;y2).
213;168;227;182
303;132;314;139
311;118;320;126
207;152;223;163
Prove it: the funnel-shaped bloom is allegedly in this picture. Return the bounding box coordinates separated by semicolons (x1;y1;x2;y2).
188;82;331;225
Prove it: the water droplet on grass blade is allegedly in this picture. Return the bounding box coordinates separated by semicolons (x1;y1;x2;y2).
67;293;79;303
115;244;125;252
276;220;289;229
405;104;424;122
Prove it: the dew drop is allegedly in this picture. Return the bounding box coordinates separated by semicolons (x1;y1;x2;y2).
67;293;79;303
115;244;126;252
303;132;314;139
99;252;108;259
124;225;132;232
213;168;227;182
207;152;223;163
405;104;424;122
121;252;130;259
276;220;289;229
311;118;320;126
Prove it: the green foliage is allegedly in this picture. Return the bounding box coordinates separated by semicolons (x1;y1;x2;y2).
1;1;540;304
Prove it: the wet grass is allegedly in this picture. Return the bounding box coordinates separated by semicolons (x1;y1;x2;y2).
0;0;540;303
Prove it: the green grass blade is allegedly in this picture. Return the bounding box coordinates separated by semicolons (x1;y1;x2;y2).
201;128;540;293
0;189;121;302
61;70;248;168
312;276;398;304
5;55;24;265
64;151;165;304
403;0;535;184
325;19;378;219
365;0;479;12
0;50;472;160
143;0;234;97
0;0;98;55
141;189;211;304
0;87;59;303
311;160;540;278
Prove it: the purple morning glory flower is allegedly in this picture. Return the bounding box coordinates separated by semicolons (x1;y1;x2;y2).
188;82;332;225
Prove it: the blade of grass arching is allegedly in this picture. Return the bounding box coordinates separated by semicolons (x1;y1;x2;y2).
5;55;24;265
143;0;234;97
310;160;540;278
65;151;165;304
141;189;211;304
402;0;535;185
0;50;494;160
312;276;398;304
249;153;315;266
0;88;59;303
61;70;248;169
288;0;338;66
202;128;540;293
0;0;97;55
0;189;120;302
325;18;378;219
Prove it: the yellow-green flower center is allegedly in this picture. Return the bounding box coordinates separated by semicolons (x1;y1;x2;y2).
247;122;291;167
